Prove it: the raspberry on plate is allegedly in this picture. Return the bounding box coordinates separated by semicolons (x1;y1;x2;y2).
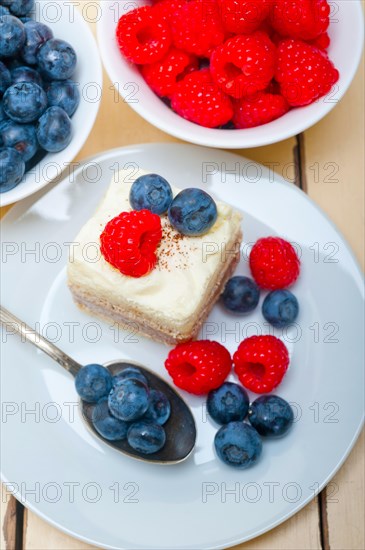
233;335;290;394
249;236;300;290
210;32;277;99
171;69;233;128
116;6;171;64
233;92;289;129
100;209;162;278
141;47;199;99
171;0;225;58
165;340;232;395
275;39;339;106
270;0;330;41
218;0;272;34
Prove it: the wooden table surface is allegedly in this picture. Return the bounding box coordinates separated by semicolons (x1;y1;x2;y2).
1;4;364;550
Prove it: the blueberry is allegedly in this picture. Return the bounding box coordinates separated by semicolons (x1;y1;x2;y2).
36;106;72;152
3;82;47;123
11;65;42;86
143;390;171;425
9;0;34;16
75;363;112;404
112;366;148;387
222;276;260;314
0;15;25;58
262;290;299;328
0;147;25;192
0;104;6;122
214;421;262;468
207;382;249;425
168;188;218;236
127;421;166;454
0;61;11;95
37;39;77;80
0;6;10;17
0;120;38;161
129;174;173;214
108;378;150;422
91;397;130;441
249;395;294;437
21;20;53;65
46;79;80;117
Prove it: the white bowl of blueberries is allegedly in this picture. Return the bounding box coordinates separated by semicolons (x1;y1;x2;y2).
0;0;102;205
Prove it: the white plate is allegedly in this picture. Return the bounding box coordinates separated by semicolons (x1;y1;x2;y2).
1;144;364;550
0;0;103;207
97;1;364;148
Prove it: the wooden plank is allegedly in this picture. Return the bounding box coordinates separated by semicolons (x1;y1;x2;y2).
1;486;18;550
303;47;364;550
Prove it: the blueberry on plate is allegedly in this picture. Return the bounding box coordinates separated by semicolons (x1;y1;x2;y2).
3;82;47;123
36;106;72;153
46;80;80;117
108;378;150;422
11;65;42;86
91;397;130;441
0;6;10;17
222;276;260;314
207;382;249;425
0;120;38;161
127;420;166;454
214;421;262;468
129;173;173;214
75;363;112;404
0;147;25;193
9;0;34;17
262;289;299;328
21;20;53;65
168;188;218;236
0;15;25;58
112;366;148;387
248;395;294;437
143;389;171;425
0;61;11;95
37;38;77;80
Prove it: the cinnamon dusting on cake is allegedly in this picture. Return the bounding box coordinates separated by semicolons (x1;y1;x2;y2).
157;217;192;271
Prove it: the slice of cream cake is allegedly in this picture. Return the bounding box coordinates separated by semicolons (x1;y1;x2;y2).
67;169;242;345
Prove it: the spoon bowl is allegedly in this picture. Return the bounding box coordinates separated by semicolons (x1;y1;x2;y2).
0;306;196;465
82;360;196;464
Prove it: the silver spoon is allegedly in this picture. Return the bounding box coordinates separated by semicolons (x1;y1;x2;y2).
0;306;196;465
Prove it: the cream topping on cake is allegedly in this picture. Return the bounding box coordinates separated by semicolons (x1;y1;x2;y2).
68;169;242;323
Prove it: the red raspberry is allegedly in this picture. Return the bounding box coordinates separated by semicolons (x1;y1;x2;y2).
165;340;232;395
270;0;330;41
141;48;198;99
218;0;271;34
171;69;233;128
100;210;162;278
210;32;277;99
233;92;289;128
234;335;290;394
116;6;171;64
152;0;186;24
171;0;225;57
249;237;300;290
309;32;330;51
275;39;339;106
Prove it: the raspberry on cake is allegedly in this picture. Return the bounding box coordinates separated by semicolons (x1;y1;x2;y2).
67;169;243;345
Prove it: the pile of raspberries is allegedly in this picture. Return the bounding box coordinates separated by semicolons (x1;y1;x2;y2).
116;0;339;129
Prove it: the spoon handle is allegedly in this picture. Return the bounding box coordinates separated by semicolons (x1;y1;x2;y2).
0;305;82;377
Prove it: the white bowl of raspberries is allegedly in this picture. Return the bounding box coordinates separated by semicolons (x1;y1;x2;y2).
98;0;364;149
0;0;102;205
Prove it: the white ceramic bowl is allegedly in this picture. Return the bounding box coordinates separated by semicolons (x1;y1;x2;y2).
97;0;364;149
0;0;103;207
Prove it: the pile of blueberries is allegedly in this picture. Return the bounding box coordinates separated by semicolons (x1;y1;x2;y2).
75;363;171;455
0;0;79;193
207;382;294;468
222;276;299;329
